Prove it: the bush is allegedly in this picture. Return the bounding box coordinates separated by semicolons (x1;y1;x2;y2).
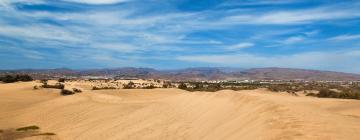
42;83;65;89
306;93;317;96
178;83;187;89
317;89;336;98
315;89;360;99
33;85;40;90
0;74;33;83
143;84;156;89
61;89;75;95
72;88;82;93
163;82;172;88
123;81;135;89
58;78;66;82
92;86;116;90
32;132;56;136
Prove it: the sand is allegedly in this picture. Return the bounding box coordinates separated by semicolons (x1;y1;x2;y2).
1;82;360;140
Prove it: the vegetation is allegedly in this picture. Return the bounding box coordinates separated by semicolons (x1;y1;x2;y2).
178;83;188;89
162;82;172;88
58;78;66;82
306;89;360;99
72;88;82;93
33;85;40;90
0;74;33;83
1;125;56;139
143;84;156;89
123;81;135;89
32;132;56;136
92;86;116;90
61;89;75;96
16;125;40;131
41;82;65;89
176;81;360;99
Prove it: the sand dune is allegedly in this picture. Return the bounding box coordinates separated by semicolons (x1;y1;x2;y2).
1;82;360;140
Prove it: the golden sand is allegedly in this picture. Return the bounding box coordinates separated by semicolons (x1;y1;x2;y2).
1;82;360;140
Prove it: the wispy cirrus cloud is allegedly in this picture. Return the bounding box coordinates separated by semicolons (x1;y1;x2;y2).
283;36;304;44
222;4;360;25
62;0;132;5
329;34;360;41
0;0;360;73
226;43;254;50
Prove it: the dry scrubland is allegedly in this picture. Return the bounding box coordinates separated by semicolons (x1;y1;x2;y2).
1;81;360;140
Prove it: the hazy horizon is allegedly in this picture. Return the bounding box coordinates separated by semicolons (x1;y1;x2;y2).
1;0;360;73
2;66;360;75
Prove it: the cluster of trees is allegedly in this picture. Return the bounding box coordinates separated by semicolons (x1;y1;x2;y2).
0;74;33;83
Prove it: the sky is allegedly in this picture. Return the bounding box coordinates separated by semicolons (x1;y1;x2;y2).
0;0;360;73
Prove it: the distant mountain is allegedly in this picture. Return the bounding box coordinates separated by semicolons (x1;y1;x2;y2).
237;68;360;81
1;67;360;81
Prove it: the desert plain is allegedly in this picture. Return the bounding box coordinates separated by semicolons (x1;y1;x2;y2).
1;81;360;140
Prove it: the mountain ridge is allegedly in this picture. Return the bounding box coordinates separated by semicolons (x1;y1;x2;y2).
1;67;360;81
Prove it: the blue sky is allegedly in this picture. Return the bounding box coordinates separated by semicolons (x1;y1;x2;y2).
0;0;360;73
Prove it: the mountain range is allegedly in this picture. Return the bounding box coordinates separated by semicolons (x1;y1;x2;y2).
1;67;360;81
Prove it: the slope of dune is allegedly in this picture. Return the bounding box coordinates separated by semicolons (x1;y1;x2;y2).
1;82;360;140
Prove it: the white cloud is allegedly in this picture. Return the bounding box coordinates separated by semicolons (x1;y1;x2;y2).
0;24;87;44
283;36;304;44
0;45;44;59
328;34;360;41
223;5;360;25
62;0;131;5
304;30;319;36
226;43;254;50
92;43;140;53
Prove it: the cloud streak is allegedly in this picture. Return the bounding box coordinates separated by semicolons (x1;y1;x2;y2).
0;0;359;73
